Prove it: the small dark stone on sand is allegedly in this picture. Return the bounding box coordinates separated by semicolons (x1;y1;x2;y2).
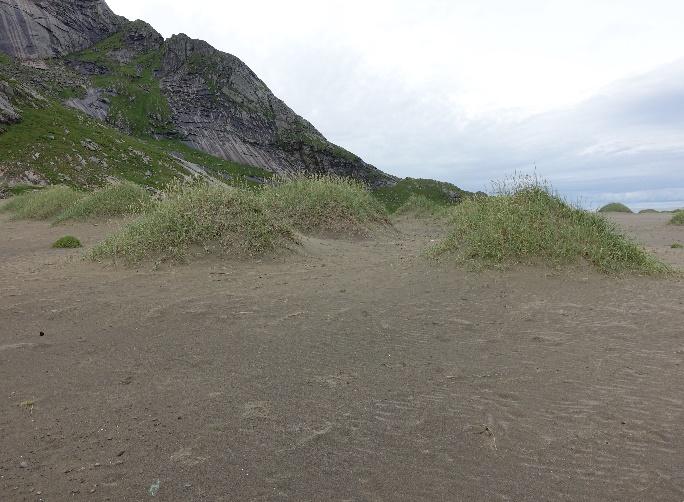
39;332;45;337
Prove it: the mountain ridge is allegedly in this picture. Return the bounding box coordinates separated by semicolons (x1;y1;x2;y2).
0;1;397;187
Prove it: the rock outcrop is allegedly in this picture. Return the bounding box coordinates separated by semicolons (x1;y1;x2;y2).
156;34;391;183
0;0;122;59
0;80;20;125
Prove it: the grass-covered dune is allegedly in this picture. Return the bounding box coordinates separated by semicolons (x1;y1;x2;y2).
598;202;633;213
90;182;296;263
54;182;152;222
1;185;83;220
671;211;684;226
1;182;153;222
433;179;669;275
372;178;471;213
260;174;389;235
395;194;449;218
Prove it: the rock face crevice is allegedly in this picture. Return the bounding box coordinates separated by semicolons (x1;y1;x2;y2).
0;0;122;59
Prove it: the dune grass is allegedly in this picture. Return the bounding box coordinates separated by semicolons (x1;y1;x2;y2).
52;236;82;249
395;194;449;218
671;211;684;226
90;182;296;263
1;185;83;220
260;174;389;235
598;202;632;213
671;243;683;249
55;182;153;222
432;176;670;275
638;209;659;214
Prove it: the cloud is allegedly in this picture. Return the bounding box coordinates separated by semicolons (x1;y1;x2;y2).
105;0;684;209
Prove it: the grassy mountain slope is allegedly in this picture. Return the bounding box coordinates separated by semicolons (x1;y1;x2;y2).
0;50;270;189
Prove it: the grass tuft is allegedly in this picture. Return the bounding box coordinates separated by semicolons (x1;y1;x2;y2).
432;175;670;275
55;182;153;222
671;243;683;249
1;186;83;220
52;236;82;249
90;181;296;263
598;202;632;213
671;211;684;226
395;194;448;218
260;174;389;235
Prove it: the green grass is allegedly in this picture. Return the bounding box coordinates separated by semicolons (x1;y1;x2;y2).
432;177;670;275
52;236;82;249
0;99;269;189
671;211;684;226
55;182;154;222
90;182;296;263
1;186;83;220
671;243;683;249
395;194;449;218
373;178;471;213
260;174;389;235
598;202;633;213
0;184;46;197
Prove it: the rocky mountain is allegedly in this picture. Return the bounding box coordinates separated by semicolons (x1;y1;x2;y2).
0;0;123;59
0;0;395;188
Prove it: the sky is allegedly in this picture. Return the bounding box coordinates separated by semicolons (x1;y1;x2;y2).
107;0;684;209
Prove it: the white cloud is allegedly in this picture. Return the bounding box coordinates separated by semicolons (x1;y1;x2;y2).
106;0;684;209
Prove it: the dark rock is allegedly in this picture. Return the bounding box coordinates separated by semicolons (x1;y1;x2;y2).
0;0;123;59
0;80;20;124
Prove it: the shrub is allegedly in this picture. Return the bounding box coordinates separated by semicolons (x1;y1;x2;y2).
90;182;296;263
52;235;82;248
395;194;448;218
1;186;83;219
432;176;669;274
671;211;684;226
598;202;632;213
260;174;389;235
55;182;153;222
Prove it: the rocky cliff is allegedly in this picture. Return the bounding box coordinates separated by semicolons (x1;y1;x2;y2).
0;0;122;59
0;1;395;186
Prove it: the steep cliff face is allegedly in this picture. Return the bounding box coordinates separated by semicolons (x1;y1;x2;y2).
0;0;122;59
157;34;390;183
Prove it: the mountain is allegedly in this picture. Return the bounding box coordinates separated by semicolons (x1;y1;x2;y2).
0;0;123;59
0;0;395;189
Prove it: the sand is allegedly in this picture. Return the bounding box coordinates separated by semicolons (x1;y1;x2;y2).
1;212;683;501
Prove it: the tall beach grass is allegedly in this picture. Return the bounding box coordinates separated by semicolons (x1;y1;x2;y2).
432;175;670;275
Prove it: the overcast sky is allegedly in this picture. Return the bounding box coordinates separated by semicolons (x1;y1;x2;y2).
108;0;684;209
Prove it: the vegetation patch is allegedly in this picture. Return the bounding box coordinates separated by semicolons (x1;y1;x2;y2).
90;182;296;263
671;243;683;249
638;209;659;214
373;178;471;213
55;182;153;222
395;194;448;218
52;235;82;249
260;174;389;235
432;177;670;275
598;202;632;213
671;211;684;226
2;186;83;220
